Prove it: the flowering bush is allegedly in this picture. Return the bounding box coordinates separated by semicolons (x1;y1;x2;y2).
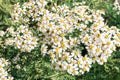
0;0;120;79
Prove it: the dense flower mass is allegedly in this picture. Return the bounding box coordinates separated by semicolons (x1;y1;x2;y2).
13;25;38;52
7;0;120;75
1;25;38;52
0;58;13;80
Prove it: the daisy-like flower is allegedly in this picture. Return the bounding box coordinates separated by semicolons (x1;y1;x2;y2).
97;56;107;65
0;31;5;37
71;50;81;59
41;44;48;55
53;47;62;54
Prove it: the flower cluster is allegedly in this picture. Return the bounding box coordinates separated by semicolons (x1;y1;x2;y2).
12;0;47;24
0;27;15;47
0;25;38;52
0;58;13;80
10;0;120;75
13;25;38;52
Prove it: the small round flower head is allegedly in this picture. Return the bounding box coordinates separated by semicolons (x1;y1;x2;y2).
0;31;5;37
4;38;14;46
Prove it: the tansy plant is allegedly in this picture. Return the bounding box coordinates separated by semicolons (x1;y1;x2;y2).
0;0;120;77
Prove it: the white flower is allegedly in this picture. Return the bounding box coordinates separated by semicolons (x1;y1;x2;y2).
53;47;62;54
62;52;72;61
41;44;48;55
4;38;14;46
55;61;65;70
0;31;5;37
6;27;15;36
97;56;107;65
80;66;90;74
71;50;81;58
71;68;79;75
76;57;84;68
16;65;21;69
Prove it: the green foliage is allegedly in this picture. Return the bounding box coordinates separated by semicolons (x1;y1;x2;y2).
0;0;120;80
84;0;120;29
75;50;120;80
